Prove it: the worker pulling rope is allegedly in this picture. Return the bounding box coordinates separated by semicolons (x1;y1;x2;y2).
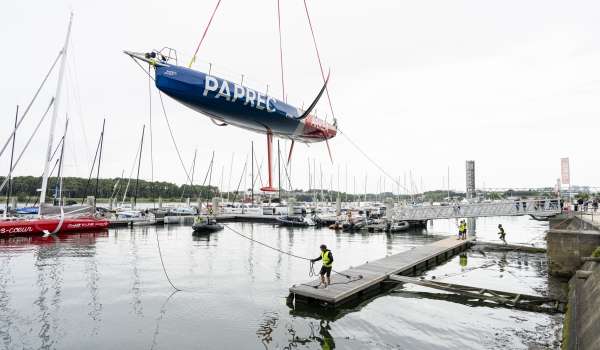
222;223;361;281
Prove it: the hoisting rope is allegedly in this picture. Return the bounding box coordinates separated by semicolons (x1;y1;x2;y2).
188;0;223;68
302;0;335;119
132;52;361;291
276;0;285;101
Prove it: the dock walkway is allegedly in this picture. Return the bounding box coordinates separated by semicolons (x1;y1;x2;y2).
391;199;561;221
289;236;471;307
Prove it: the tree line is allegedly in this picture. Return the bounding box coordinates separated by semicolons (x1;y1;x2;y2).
0;176;218;201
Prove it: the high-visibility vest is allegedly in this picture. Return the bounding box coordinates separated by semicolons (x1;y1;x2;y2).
321;250;332;267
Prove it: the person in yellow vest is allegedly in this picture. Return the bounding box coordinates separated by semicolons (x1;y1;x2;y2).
311;244;334;288
461;220;468;240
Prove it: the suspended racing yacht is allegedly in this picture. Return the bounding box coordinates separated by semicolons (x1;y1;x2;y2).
125;48;337;192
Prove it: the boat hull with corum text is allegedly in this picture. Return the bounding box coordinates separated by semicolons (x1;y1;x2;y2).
0;218;109;237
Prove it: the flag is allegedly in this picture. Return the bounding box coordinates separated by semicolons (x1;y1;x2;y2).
560;158;570;185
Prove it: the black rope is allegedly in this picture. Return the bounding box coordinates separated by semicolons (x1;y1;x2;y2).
155;229;181;291
223;223;361;281
223;223;311;261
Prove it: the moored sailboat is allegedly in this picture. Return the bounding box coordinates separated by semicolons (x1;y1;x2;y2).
0;13;108;237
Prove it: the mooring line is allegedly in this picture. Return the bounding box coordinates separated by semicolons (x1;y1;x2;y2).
222;223;360;280
155;230;181;291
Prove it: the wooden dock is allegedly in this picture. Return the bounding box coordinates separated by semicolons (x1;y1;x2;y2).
289;236;471;307
389;275;565;313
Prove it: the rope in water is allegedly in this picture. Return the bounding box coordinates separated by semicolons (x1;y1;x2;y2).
129;58;185;292
155;229;181;291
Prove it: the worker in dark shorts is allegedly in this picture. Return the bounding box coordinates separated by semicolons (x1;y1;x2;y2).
498;224;507;245
311;244;334;288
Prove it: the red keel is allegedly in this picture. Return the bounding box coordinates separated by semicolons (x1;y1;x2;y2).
260;132;277;192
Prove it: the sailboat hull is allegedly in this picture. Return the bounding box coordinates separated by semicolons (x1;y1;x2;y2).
0;218;109;237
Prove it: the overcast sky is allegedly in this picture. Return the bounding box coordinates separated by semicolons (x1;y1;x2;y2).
1;0;598;194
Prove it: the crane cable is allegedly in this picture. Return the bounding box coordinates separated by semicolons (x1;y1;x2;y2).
276;0;285;101
302;0;335;120
189;0;223;68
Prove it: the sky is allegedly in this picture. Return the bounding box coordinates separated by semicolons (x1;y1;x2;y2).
1;0;599;195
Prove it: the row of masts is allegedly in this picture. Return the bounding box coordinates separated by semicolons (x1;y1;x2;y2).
1;12;441;214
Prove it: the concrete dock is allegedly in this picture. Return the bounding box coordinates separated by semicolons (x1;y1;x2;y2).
289;236;472;307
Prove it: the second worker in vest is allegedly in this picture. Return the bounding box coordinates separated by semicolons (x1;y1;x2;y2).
311;244;334;288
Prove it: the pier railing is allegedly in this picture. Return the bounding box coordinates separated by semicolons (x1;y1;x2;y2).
390;199;562;221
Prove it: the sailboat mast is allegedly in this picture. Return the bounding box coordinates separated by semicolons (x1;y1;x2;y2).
94;118;106;200
5;106;18;217
56;118;69;206
39;13;73;210
251;141;254;203
133;125;145;208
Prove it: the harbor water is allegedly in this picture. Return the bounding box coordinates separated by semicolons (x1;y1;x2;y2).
0;215;563;349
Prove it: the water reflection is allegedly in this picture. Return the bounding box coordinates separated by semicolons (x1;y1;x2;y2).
129;229;144;317
0;253;17;348
84;254;102;336
0;218;562;349
256;311;278;349
150;291;179;350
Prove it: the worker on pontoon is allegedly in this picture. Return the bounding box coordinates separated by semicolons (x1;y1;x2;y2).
497;224;506;245
457;220;466;240
311;244;334;288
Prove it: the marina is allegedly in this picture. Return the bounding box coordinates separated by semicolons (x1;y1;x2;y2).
0;216;565;349
1;1;598;349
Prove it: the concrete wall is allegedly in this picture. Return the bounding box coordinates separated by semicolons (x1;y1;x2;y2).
547;216;600;277
564;261;600;350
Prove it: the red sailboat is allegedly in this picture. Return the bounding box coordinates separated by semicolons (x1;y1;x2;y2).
0;13;108;237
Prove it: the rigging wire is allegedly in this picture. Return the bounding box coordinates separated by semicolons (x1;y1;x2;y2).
0;50;62;159
230;156;248;203
338;128;411;194
0;98;55;193
121;136;142;206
